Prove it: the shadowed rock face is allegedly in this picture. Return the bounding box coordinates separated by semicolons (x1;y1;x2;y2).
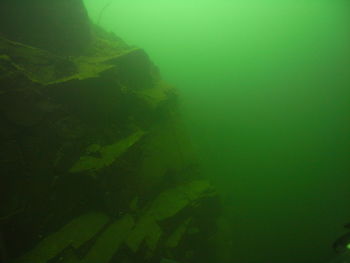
0;0;91;55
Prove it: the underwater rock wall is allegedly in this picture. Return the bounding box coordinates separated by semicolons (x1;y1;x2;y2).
0;15;220;263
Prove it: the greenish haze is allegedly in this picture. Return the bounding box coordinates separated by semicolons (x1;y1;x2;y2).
84;0;350;262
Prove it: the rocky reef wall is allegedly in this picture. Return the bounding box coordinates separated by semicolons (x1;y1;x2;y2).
0;3;220;263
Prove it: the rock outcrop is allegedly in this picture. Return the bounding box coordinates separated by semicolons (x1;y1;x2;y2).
0;16;220;263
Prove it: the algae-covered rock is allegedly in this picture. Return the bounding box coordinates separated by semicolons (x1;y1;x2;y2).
126;216;162;253
136;79;176;110
82;214;134;263
166;218;192;249
0;37;154;87
126;180;214;253
69;130;145;173
150;180;213;220
15;213;109;263
0;37;77;84
138;119;196;187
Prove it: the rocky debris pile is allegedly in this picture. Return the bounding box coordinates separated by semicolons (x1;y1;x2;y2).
0;27;220;263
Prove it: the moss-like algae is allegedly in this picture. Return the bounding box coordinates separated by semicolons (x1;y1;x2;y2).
126;180;214;252
70;130;145;173
82;214;134;263
0;37;145;86
135;79;175;109
15;213;109;263
166;218;192;249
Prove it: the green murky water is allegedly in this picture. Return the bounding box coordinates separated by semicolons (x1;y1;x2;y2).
83;1;350;262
